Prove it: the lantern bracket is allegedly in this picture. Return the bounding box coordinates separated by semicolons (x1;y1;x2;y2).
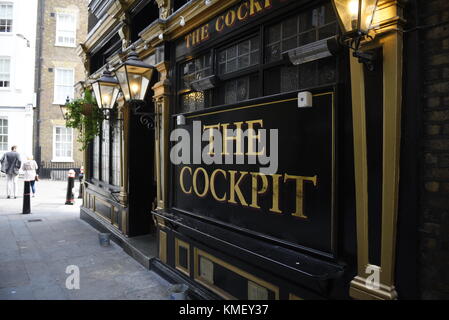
338;34;380;71
129;100;156;130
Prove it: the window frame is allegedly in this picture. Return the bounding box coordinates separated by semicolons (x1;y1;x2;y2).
0;56;11;89
52;126;74;163
55;12;77;47
0;116;8;153
90;119;122;190
53;67;75;105
174;3;341;115
0;2;13;34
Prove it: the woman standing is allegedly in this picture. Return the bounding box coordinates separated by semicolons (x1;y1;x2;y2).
22;156;38;197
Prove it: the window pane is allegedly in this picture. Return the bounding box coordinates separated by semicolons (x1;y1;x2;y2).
0;57;10;87
265;4;337;62
54;127;72;160
0;3;13;33
93;135;100;180
55;69;74;103
56;13;75;45
101;121;110;184
218;36;259;75
112;123;121;187
0;117;8;152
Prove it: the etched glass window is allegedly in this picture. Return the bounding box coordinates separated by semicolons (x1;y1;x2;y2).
264;57;337;95
220;74;259;105
93;135;100;180
111;122;121;187
218;37;259;74
101;120;110;184
180;91;205;113
180;53;212;90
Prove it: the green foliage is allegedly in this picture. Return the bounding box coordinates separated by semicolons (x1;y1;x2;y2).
64;90;103;151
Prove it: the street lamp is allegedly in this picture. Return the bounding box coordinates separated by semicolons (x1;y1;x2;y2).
60;96;70;121
92;65;121;118
332;0;379;69
114;46;155;103
113;46;156;129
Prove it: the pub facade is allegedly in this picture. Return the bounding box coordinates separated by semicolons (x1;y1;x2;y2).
79;0;449;300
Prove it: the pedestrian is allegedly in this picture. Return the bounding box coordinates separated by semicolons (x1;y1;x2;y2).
22;156;39;197
0;145;22;199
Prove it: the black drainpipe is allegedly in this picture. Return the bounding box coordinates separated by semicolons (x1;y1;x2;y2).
33;0;45;165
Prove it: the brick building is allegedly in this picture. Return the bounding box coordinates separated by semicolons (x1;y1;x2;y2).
34;0;89;177
414;0;449;299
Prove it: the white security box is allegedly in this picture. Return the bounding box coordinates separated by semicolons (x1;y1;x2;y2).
298;91;313;108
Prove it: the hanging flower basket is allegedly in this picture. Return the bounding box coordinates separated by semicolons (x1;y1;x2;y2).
81;103;94;116
64;90;103;151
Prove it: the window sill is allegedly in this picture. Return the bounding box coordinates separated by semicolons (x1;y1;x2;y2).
54;43;77;48
51;159;74;163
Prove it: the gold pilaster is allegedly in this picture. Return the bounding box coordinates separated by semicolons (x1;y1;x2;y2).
349;0;404;300
153;62;171;210
119;103;129;206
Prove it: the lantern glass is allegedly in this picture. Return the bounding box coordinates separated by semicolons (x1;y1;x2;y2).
333;0;378;35
60;97;70;120
116;64;153;101
93;81;120;110
92;68;120;110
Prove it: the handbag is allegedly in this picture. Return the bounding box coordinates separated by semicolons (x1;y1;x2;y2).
35;175;39;182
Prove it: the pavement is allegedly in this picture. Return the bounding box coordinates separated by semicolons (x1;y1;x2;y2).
0;176;171;300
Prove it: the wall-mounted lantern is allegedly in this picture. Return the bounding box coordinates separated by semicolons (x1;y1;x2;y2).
92;65;121;118
60;96;70;121
115;47;155;103
332;0;379;69
113;46;157;129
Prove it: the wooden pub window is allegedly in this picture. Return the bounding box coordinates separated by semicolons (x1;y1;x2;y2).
175;2;339;114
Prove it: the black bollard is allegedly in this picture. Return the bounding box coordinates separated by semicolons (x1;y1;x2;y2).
23;181;31;214
65;169;75;205
78;166;84;199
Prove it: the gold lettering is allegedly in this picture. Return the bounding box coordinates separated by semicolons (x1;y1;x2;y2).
249;0;264;16
270;174;283;214
203;124;221;155
192;29;201;46
250;173;268;209
202;24;210;41
180;166;192;195
216;15;225;32
193;167;210;198
228;170;249;206
284;174;318;219
211;169;227;202
185;34;192;49
221;122;244;156
225;10;236;27
237;3;249;20
264;0;273;9
246;119;265;156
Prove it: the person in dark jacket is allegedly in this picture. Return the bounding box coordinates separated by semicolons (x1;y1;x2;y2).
0;146;22;199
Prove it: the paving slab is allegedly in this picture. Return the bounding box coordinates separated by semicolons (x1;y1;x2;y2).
0;178;170;300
